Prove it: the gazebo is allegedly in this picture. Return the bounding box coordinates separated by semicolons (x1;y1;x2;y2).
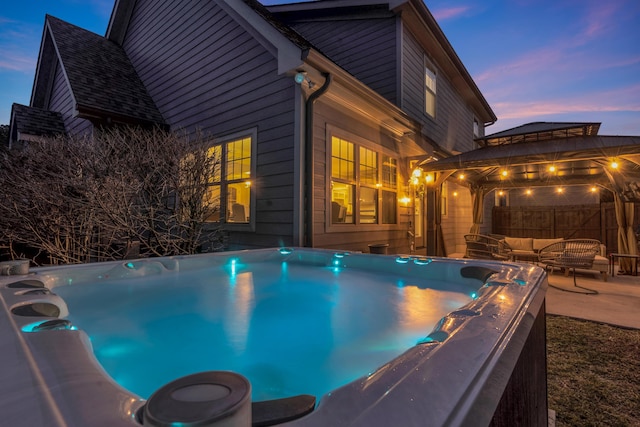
417;122;640;269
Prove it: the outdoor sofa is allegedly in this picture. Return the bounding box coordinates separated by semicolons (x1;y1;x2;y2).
451;235;608;281
502;236;608;281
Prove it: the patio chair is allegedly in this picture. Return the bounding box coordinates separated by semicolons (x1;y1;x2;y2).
463;234;512;261
538;239;600;294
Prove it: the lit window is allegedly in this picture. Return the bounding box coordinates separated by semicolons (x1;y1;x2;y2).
205;134;253;223
330;136;397;225
425;64;436;118
381;156;397;224
359;147;378;223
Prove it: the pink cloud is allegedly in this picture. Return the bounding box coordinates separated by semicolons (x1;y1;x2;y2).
431;6;471;21
581;1;619;38
492;84;640;121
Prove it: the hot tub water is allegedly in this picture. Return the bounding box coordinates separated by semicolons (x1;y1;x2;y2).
53;260;472;401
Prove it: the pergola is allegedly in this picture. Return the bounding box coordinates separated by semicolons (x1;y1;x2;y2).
418;123;640;262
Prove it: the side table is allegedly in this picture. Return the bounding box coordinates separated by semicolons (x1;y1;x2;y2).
609;253;640;276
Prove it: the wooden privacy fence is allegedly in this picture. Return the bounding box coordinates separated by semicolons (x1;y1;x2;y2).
492;203;640;254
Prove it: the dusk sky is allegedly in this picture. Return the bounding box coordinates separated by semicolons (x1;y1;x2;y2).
1;0;639;135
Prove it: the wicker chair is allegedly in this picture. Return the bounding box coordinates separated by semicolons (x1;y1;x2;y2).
463;234;512;261
538;239;600;292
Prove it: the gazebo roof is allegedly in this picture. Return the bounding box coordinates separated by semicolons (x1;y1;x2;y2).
475;122;601;147
419;123;640;202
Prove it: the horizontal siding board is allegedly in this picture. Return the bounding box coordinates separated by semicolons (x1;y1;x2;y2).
256;197;294;211
123;0;298;248
258;174;295;190
291;16;397;103
48;62;92;135
402;25;476;152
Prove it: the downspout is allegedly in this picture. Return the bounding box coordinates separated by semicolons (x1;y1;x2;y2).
304;73;332;247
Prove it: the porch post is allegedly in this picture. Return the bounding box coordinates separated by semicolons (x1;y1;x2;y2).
469;185;485;235
614;193;638;273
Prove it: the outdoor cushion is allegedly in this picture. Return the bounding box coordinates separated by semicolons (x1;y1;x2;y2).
504;237;533;252
533;238;564;252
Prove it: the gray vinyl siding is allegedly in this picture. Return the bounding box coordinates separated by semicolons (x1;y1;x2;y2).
290;16;398;104
311;101;412;254
122;0;298;249
401;25;476;153
48;61;93;136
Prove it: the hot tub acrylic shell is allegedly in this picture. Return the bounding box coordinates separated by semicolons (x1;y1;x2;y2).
0;248;548;427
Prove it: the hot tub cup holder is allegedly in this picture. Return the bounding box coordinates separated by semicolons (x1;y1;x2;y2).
11;302;61;318
22;319;74;332
6;279;46;289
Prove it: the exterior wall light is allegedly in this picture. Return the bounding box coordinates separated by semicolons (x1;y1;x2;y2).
501;169;508;177
294;71;315;88
610;159;619;169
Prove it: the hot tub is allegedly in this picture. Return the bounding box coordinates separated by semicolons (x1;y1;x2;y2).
0;248;548;426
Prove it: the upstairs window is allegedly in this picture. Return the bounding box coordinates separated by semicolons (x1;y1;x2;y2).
425;64;436;118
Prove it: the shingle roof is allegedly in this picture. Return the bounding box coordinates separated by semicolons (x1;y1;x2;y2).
11;103;66;138
243;0;313;51
46;15;165;126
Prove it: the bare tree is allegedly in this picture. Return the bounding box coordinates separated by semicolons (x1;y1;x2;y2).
0;127;222;264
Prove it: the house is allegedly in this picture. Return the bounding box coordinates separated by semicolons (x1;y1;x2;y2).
9;0;496;255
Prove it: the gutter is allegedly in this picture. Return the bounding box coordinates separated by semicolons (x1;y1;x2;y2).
304;73;332;247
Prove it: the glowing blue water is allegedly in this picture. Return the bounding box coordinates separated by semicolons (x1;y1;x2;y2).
54;261;471;402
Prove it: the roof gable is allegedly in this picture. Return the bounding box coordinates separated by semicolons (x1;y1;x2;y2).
33;15;164;126
107;0;312;75
9;103;66;146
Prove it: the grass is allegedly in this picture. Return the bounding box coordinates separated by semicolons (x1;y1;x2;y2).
546;315;640;426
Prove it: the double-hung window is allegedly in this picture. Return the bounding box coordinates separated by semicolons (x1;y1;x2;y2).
204;131;254;224
425;62;437;118
330;134;398;226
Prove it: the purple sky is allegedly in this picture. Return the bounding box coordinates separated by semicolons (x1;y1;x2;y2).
1;0;639;135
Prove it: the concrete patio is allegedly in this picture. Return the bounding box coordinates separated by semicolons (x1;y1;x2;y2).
542;265;640;329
